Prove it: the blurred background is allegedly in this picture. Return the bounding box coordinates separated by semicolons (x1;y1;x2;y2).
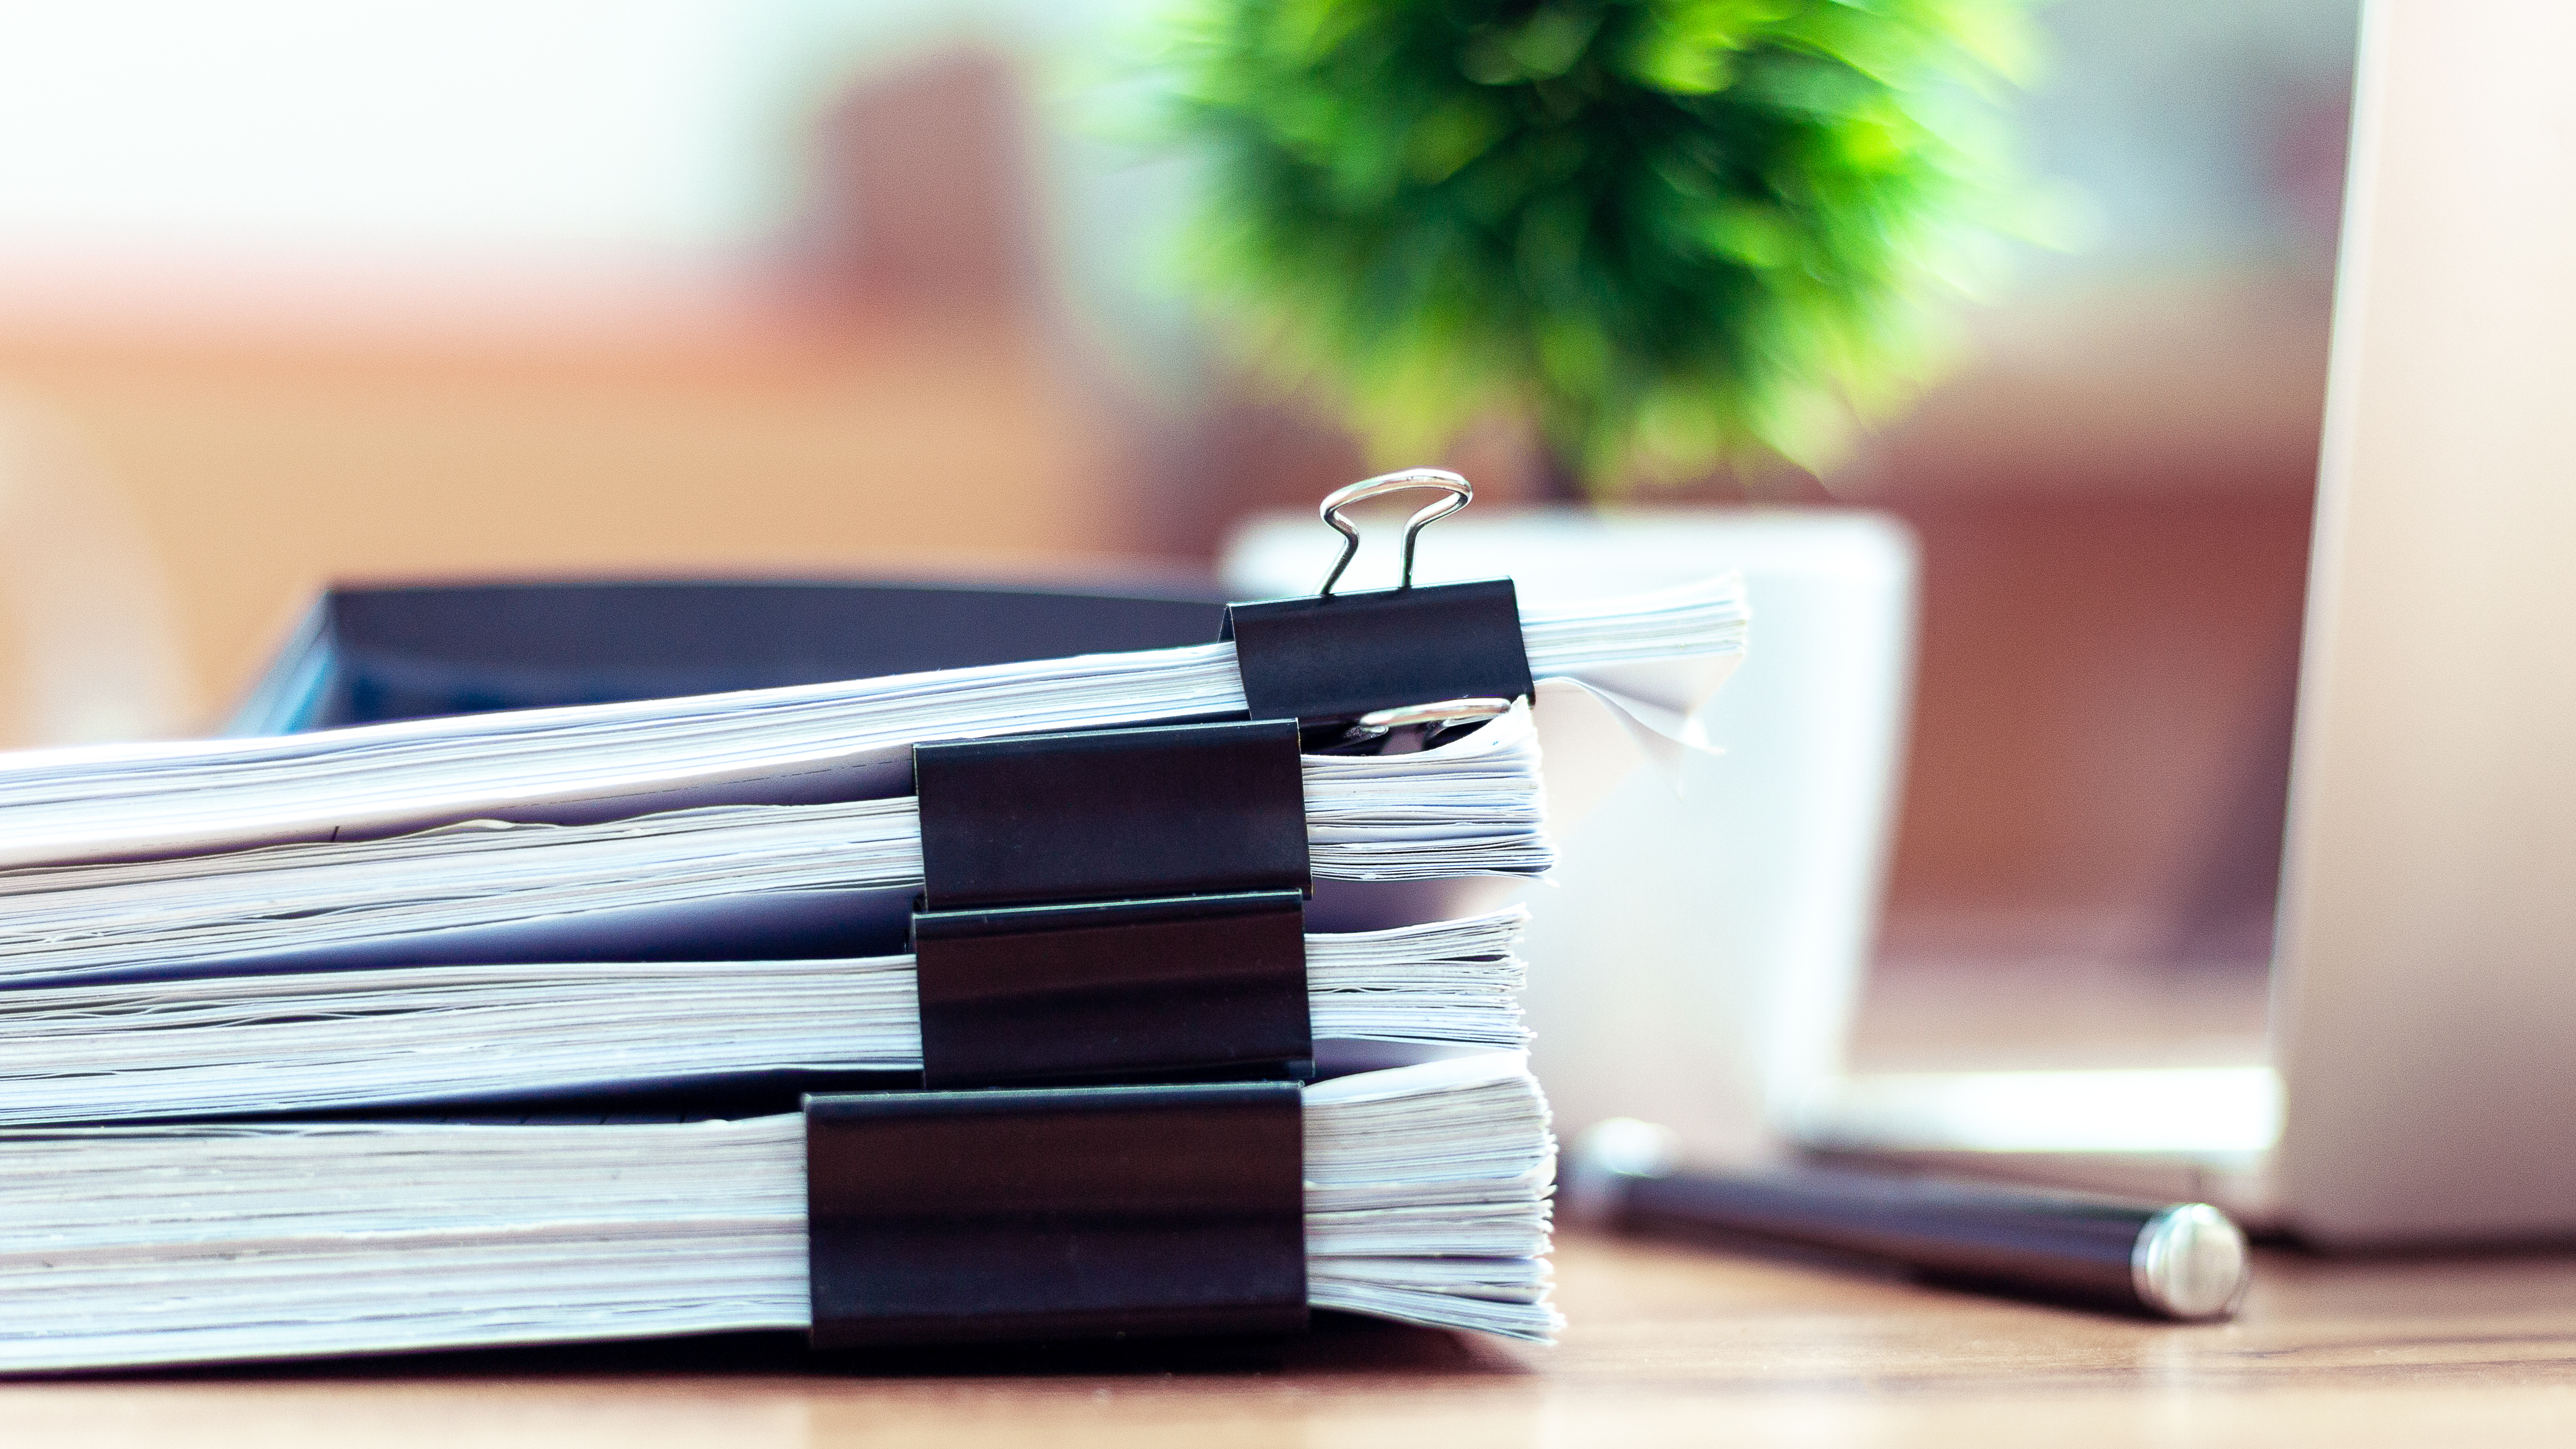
0;1;2358;1067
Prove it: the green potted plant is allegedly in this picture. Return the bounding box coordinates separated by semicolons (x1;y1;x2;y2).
1176;0;2040;1162
1160;0;2034;493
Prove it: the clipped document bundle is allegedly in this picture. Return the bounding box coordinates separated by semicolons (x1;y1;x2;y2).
0;708;1549;987
0;908;1528;1124
0;574;1743;870
0;481;1744;1368
0;1054;1557;1374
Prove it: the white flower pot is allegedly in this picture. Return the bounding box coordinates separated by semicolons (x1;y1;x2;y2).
1225;507;1916;1163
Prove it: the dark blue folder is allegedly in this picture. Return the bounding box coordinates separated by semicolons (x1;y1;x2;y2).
230;578;1229;735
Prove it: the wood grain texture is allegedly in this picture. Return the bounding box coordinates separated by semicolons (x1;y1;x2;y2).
5;1232;2575;1447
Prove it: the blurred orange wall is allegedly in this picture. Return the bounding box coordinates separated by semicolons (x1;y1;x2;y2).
0;48;1151;741
0;315;1131;735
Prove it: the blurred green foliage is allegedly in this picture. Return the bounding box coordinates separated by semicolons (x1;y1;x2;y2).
1160;0;2037;491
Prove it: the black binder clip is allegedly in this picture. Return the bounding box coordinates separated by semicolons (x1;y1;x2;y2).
1224;469;1536;733
909;719;1314;1088
805;1080;1307;1347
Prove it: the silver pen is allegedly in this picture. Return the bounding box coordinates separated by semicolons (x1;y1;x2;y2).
1566;1119;2252;1321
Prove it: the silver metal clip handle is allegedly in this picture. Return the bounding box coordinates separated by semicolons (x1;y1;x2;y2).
1316;468;1473;598
1341;697;1511;742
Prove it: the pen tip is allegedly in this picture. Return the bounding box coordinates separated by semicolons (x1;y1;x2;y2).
2133;1203;2252;1320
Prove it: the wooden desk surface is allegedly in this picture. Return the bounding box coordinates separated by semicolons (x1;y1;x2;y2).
7;1232;2574;1447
